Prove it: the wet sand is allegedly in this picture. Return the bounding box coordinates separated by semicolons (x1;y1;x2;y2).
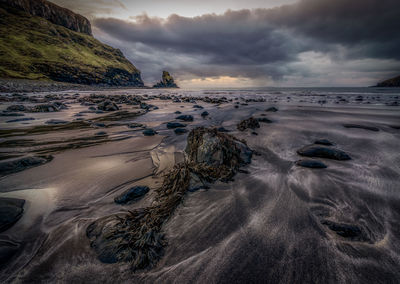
0;88;399;283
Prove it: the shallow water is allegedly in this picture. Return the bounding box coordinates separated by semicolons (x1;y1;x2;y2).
0;88;399;283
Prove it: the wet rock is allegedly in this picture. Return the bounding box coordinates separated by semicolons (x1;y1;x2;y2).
89;106;96;111
6;105;27;112
45;119;69;125
0;155;53;177
167;122;186;129
296;159;327;168
314;139;334;146
193;105;203;109
188;172;208;192
257;117;272;123
30;102;66;112
217;127;230;132
0;112;24;117
143;129;157;136
95;131;107;136
174;111;182;114
174;128;188;135
343;124;379;132
297;145;351;160
128;123;144;129
265;107;278;112
237;117;260;131
6;117;35;123
251;131;258;135
176;115;193;122
114;186;150;204
201;111;209;117
321;220;364;240
0;198;25;233
97;100;119;111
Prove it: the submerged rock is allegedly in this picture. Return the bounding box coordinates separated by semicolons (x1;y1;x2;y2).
114;186;150;204
167;122;186;129
0;155;53;177
237;117;260;131
97;100;119;111
176;115;193;122
297;145;351;160
0;197;25;233
296;159;327;168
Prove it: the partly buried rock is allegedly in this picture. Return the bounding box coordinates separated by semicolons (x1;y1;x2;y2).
176;115;193;122
97;100;119;111
166;122;186;129
6;117;35;123
237;117;260;131
201;111;209;117
174;128;188;135
343;124;379;132
6;105;27;112
314;139;333;146
114;186;149;204
30;102;67;112
296;159;327;169
45;119;69;125
87;127;252;269
265;107;278;112
0;197;25;233
0;155;53;177
297;145;351;160
143;128;157;136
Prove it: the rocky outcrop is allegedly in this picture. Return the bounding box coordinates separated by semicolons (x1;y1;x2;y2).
1;0;92;35
153;71;178;88
375;75;400;87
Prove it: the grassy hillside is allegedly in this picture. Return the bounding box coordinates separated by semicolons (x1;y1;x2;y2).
0;4;143;85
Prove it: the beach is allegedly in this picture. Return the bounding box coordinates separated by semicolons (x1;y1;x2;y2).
0;87;399;283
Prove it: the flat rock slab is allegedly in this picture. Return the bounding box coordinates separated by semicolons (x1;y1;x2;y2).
343;124;379;132
0;197;25;233
114;186;149;204
296;159;327;168
297;145;351;160
0;155;53;177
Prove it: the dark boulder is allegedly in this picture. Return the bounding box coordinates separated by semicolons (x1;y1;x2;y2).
0;155;53;177
143;129;157;136
153;71;178;88
167;122;186;129
297;145;351;160
97;100;119;112
237;117;260;131
176;115;193;122
265;107;278;112
296;159;327;168
314;139;334;146
6;117;35;123
201;111;209;117
45;119;69;124
0;197;25;233
114;186;150;204
257;117;272;123
174;128;188;135
6;105;27;112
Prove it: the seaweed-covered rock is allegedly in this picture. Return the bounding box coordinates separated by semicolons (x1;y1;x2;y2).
237;117;260;131
297;145;351;160
114;186;149;204
0;155;53;177
0;197;25;233
97;100;119;111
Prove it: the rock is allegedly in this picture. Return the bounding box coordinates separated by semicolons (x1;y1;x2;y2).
89;106;96;111
188;172;208;192
0;112;24;117
143;129;157;136
343;124;379;132
0;155;53;177
237;117;260;131
201;111;209;117
45;119;69;124
6;105;27;112
0;197;25;233
6;117;35;123
251;131;258;135
128;123;144;129
297;145;351;160
265;107;278;112
257;117;272;123
95;131;107;136
167;122;186;129
114;186;150;204
30;102;66;112
174;111;182;114
296;159;327;168
153;71;179;88
176;115;193;122
375;75;400;87
314;139;334;146
217;127;230;132
321;220;363;239
174;128;188;135
97;100;119;111
193;105;203;109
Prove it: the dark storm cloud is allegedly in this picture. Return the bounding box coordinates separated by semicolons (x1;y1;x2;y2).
93;0;400;84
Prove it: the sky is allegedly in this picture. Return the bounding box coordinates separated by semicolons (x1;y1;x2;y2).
50;0;400;88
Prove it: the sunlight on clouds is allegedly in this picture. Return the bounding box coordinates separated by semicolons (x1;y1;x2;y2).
180;76;264;88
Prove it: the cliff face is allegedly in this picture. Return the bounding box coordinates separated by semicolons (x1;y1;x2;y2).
153;71;178;88
376;75;400;87
1;0;92;35
0;0;144;86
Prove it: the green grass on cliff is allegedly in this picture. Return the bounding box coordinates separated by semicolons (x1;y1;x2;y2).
0;5;139;81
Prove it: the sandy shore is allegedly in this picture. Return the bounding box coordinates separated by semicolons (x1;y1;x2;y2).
0;88;399;283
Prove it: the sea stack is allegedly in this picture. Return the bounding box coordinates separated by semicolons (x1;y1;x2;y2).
153;71;178;88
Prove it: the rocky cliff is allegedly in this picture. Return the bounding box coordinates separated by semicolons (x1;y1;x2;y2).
153;71;178;88
375;75;400;87
0;0;144;86
1;0;92;35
